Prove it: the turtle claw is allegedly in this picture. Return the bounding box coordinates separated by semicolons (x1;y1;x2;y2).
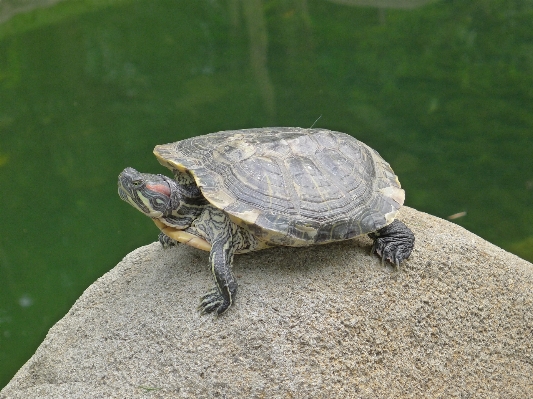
378;244;401;267
198;288;230;315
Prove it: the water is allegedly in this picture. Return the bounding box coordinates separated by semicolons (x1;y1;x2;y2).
0;0;532;388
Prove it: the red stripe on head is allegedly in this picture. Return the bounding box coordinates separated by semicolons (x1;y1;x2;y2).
146;183;171;197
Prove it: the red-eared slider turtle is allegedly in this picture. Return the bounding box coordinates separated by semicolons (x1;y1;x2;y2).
118;127;414;314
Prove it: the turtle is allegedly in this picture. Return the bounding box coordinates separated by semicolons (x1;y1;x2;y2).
118;127;414;315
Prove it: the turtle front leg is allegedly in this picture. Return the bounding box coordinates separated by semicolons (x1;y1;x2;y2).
369;220;415;266
199;238;237;315
158;232;178;248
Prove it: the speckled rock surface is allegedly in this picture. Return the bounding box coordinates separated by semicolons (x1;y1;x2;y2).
1;207;532;398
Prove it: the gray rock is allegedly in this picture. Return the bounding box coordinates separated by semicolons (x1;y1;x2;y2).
1;207;532;398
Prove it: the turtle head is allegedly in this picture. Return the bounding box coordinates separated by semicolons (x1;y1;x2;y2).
118;167;178;218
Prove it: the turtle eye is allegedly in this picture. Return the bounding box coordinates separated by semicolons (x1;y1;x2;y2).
132;179;143;187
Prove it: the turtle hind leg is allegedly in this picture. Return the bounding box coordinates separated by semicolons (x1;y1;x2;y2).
368;220;415;266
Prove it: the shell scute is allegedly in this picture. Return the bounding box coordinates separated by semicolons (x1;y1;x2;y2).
286;133;319;156
311;130;339;149
213;139;256;164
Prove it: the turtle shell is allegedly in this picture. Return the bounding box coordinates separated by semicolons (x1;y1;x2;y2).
154;127;405;246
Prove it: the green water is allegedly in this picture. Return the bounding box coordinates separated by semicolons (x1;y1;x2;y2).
1;0;532;388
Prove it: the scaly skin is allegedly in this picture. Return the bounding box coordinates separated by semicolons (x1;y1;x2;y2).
368;220;415;266
118;167;259;314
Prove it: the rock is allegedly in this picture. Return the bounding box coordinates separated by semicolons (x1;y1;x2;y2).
1;207;532;398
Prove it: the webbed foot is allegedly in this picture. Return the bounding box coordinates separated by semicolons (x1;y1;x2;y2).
198;288;231;315
369;220;415;266
158;232;178;248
